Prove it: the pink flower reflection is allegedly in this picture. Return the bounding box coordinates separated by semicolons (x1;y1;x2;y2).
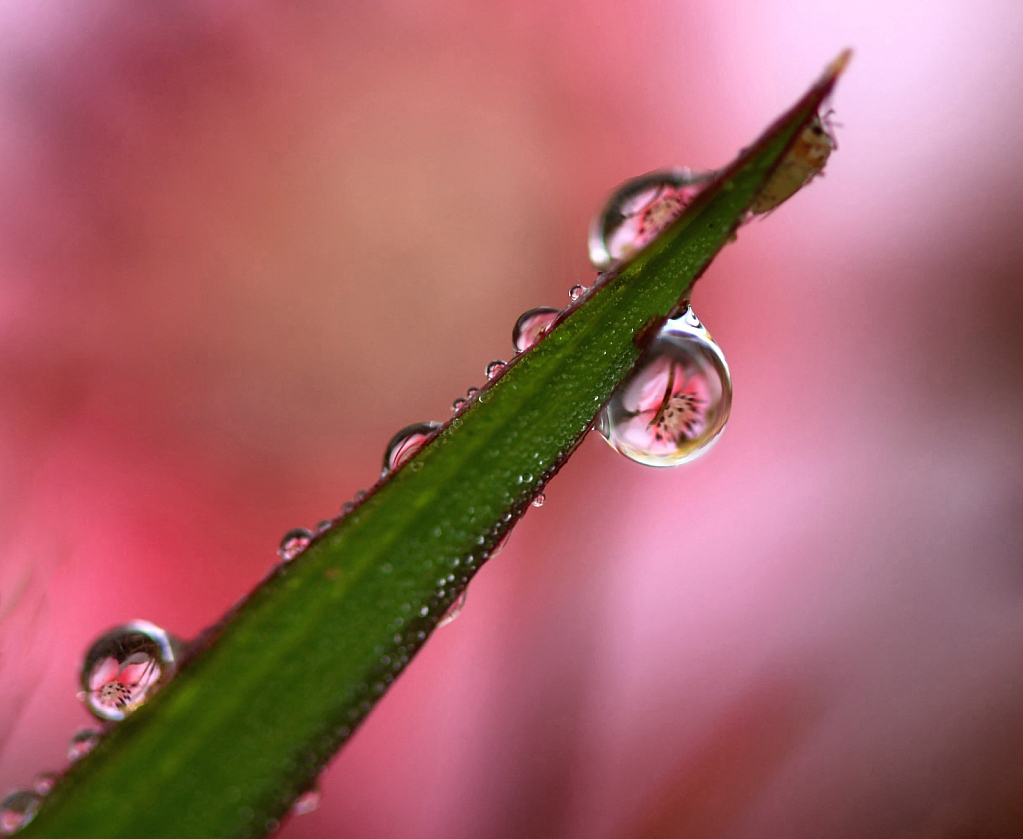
85;652;161;717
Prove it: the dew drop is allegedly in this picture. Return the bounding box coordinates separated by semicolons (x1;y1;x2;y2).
0;790;40;835
512;307;560;354
32;774;56;797
292;789;321;816
466;387;479;398
598;307;731;467
316;520;332;534
532;493;545;508
485;360;506;379
588;167;712;270
452;397;467;412
79;621;182;722
382;422;440;476
568;284;586;301
68;727;100;761
354;490;367;502
279;528;313;561
436;590;467;628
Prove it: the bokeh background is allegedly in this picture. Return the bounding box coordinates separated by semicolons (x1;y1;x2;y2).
2;1;1023;837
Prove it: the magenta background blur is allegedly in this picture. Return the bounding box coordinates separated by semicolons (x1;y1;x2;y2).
2;2;1023;837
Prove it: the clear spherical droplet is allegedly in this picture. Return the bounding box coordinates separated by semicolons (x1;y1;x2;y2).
79;621;181;722
68;727;101;761
568;284;586;301
466;387;479;398
0;790;40;835
531;493;545;508
291;788;321;816
512;307;560;354
437;590;467;628
452;397;467;413
279;528;313;561
485;360;506;379
598;307;731;467
588;167;712;270
382;422;440;476
32;774;56;797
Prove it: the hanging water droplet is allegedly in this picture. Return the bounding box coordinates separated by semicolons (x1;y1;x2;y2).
568;284;586;301
31;774;56;797
279;528;313;561
291;788;321;816
532;493;545;508
78;620;182;722
452;397;467;412
598;307;731;467
382;422;440;476
512;307;560;354
0;790;40;835
485;360;506;379
68;727;100;761
588;167;712;270
436;590;467;628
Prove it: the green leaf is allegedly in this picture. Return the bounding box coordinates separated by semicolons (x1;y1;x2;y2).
22;52;849;839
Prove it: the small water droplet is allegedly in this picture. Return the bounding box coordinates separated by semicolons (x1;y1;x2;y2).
437;590;467;628
354;490;367;502
598;306;731;466
68;727;100;761
382;422;440;475
316;520;332;534
485;360;506;379
452;397;467;412
588;167;712;270
512;307;560;354
568;284;586;301
279;528;313;561
79;621;182;722
341;501;354;514
466;387;479;398
32;774;56;797
292;788;321;816
0;790;40;834
532;493;545;508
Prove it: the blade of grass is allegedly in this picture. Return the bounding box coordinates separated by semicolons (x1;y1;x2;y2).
22;52;850;839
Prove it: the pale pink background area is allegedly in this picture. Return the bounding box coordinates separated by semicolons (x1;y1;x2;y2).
2;1;1023;837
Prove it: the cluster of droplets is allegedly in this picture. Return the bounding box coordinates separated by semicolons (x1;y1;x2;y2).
0;622;190;833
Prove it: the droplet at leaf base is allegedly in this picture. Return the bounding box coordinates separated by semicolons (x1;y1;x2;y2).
22;52;849;839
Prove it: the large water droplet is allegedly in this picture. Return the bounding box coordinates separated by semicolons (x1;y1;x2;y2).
437;590;467;628
512;307;560;354
291;788;321;816
279;528;313;561
0;790;40;835
79;621;181;722
588;167;712;270
67;727;100;761
598;307;731;467
382;422;440;476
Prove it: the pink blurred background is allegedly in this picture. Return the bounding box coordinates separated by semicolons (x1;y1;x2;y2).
2;1;1023;837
